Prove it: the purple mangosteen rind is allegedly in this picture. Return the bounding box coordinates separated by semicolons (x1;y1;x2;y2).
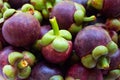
40;17;72;52
74;25;115;69
2;12;41;47
50;1;76;29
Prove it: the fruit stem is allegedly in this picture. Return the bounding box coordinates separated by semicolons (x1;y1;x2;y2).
83;15;96;22
50;17;59;35
46;1;53;12
17;59;28;69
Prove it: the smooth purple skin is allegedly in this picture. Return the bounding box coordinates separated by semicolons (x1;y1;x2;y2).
0;46;14;69
88;68;103;80
101;0;120;18
51;1;76;29
39;25;51;39
29;62;62;80
109;49;120;70
66;63;89;80
74;25;111;58
8;0;30;9
2;12;41;47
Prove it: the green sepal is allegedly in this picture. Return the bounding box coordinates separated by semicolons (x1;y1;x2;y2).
52;37;69;52
33;10;43;22
2;65;16;79
81;54;97;68
3;9;16;19
97;56;110;69
50;75;64;80
59;30;72;40
104;69;120;80
40;31;56;46
74;2;85;13
106;41;118;55
92;45;108;60
74;10;85;25
87;0;103;10
22;51;36;66
18;66;31;79
8;52;24;65
30;0;45;11
68;23;82;34
21;3;34;12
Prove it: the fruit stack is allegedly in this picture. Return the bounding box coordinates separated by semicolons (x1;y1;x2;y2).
0;0;120;80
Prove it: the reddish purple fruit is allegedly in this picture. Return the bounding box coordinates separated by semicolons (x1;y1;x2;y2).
0;46;14;69
2;12;41;47
88;68;103;80
65;63;89;80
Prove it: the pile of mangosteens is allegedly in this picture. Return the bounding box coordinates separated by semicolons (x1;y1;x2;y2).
0;0;120;80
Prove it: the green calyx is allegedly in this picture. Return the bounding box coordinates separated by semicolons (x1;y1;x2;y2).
22;51;36;66
87;0;103;10
2;65;16;79
92;45;108;60
18;66;31;79
33;10;43;22
8;52;24;65
1;2;10;13
81;54;97;68
50;75;64;80
40;17;72;52
21;3;34;14
3;9;16;19
5;51;36;79
97;56;110;69
68;23;82;34
30;0;46;11
104;69;120;80
74;2;96;26
106;41;118;55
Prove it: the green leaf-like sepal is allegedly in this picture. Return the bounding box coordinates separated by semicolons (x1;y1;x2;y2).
8;52;24;65
18;66;31;79
3;9;16;19
74;10;85;25
92;45;108;60
40;31;56;46
3;65;16;79
59;30;72;40
52;37;69;52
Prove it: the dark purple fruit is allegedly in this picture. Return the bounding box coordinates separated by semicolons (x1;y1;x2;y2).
74;25;111;58
29;61;63;80
8;0;30;9
65;63;89;80
87;0;120;18
2;12;41;47
88;68;103;80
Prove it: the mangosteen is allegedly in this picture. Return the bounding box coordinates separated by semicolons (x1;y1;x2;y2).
2;12;41;47
74;25;118;69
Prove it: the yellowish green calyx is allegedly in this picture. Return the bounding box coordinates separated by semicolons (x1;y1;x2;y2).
87;0;103;10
